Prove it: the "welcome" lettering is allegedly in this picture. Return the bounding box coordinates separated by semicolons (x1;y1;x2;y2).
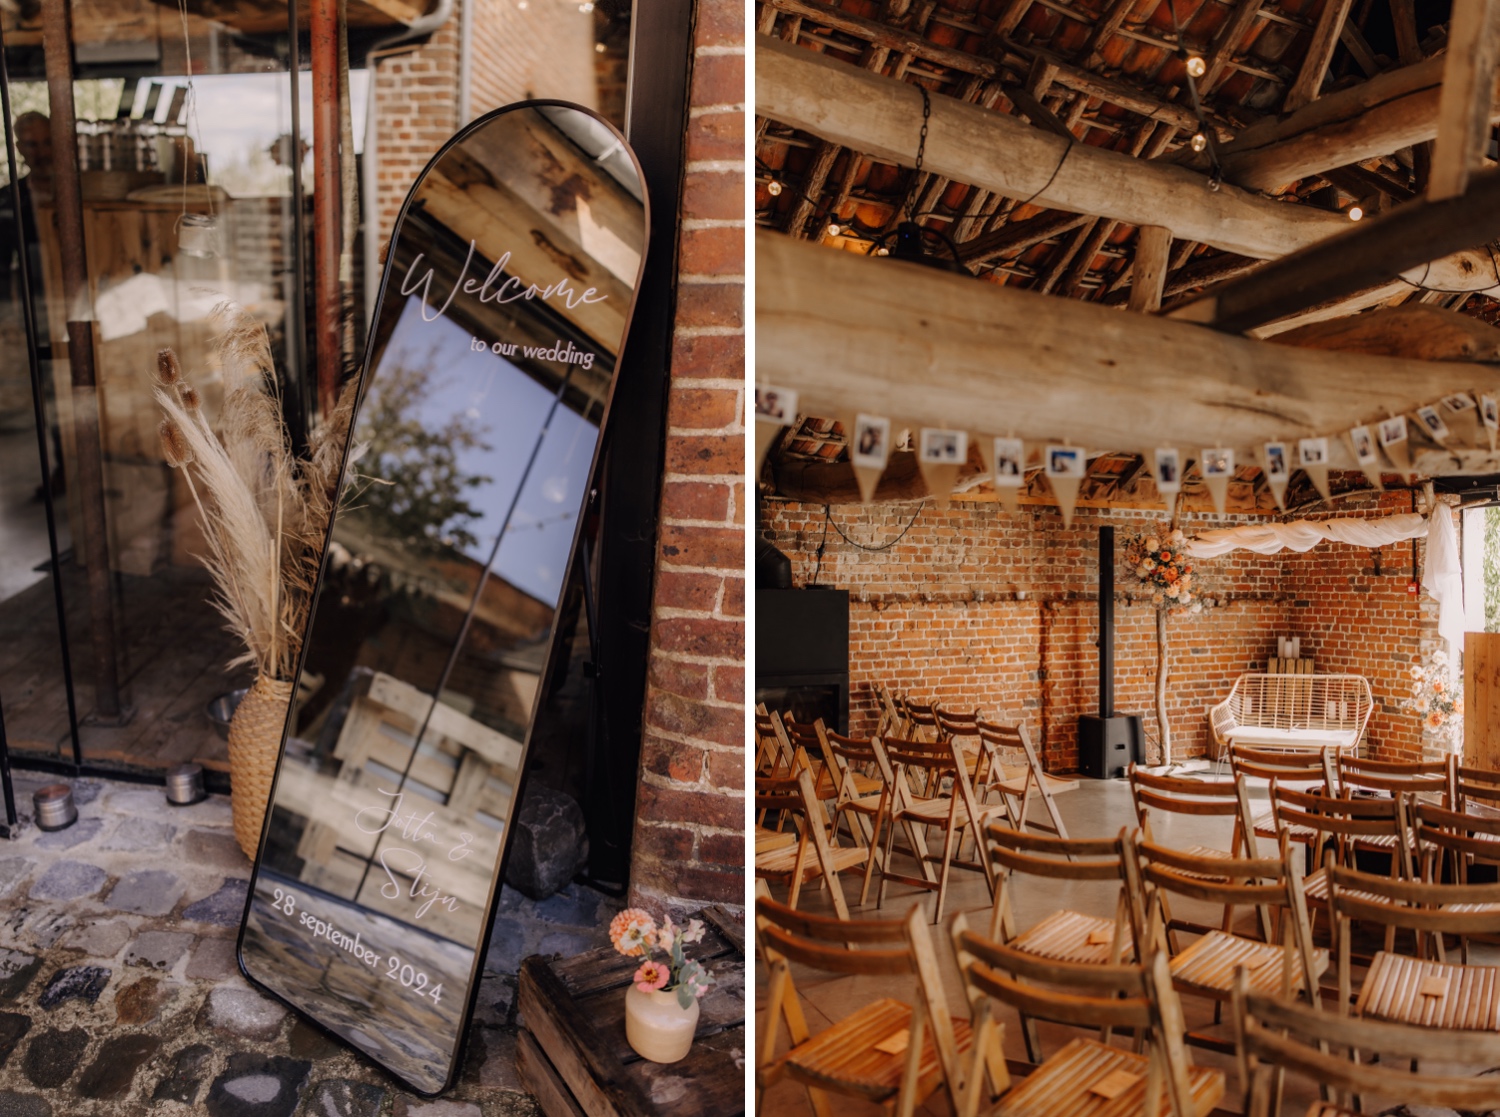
401;241;608;323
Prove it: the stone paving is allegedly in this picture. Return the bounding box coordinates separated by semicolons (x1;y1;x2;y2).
0;770;626;1115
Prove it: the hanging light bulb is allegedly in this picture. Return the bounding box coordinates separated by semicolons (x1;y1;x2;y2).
766;179;783;197
1190;130;1208;153
1185;55;1207;78
1348;205;1363;221
827;222;841;236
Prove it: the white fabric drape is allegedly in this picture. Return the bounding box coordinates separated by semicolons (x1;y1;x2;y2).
1183;513;1428;558
1422;504;1464;674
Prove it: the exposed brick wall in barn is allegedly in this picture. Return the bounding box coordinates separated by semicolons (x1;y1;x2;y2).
627;0;747;911
761;494;1444;769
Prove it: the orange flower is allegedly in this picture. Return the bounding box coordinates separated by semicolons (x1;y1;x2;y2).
610;908;657;957
633;960;670;992
1160;551;1172;561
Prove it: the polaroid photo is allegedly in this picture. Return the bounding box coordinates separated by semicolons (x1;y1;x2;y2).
1262;441;1289;480
850;414;891;470
1442;392;1476;414
1484;396;1499;431
1378;416;1408;447
1201;447;1235;477
919;428;968;464
1153;447;1182;493
1415;405;1451;441
1299;437;1329;466
991;437;1025;488
1349;425;1378;465
755;384;797;425
1045;444;1085;478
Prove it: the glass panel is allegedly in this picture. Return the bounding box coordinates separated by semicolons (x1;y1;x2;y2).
0;4;312;767
239;103;645;1095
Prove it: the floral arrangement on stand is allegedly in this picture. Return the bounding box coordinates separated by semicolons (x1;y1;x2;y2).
1125;528;1203;613
1404;650;1463;751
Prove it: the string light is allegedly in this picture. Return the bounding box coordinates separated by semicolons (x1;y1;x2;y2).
1348;205;1363;221
827;223;841;236
1185;55;1206;78
766;179;783;196
1190;130;1208;153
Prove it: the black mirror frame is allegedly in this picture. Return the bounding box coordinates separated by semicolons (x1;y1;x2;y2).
234;98;650;1097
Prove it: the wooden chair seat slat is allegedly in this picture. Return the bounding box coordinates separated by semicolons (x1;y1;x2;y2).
1301;869;1385;905
772;997;974;1101
995;1037;1224;1117
1357;951;1500;1030
757;841;867;877
756;826;796;854
1011;910;1129;966
1170;931;1328;999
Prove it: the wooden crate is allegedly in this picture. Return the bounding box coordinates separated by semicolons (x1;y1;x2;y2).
517;906;745;1117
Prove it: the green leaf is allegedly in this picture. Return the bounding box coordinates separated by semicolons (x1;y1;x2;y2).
677;983;694;1010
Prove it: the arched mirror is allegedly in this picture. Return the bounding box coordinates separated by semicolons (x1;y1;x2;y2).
236;101;647;1096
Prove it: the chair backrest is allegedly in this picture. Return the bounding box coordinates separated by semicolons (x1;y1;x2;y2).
757;897;965;1110
755;709;796;777
903;697;940;740
1129;766;1257;855
984;823;1143;948
881;733;957;803
1456;766;1500;814
1326;860;1500;938
1338;753;1454;805
935;704;982;742
1412;800;1500;881
953;920;1202;1117
1270;782;1413;877
1230;743;1335;791
1132;836;1321;999
1233;969;1500;1117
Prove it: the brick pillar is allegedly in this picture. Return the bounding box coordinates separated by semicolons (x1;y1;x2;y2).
627;0;746;912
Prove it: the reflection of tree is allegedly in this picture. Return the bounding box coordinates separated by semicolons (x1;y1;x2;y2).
350;351;492;556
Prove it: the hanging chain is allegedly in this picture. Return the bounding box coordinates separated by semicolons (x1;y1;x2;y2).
903;86;932;222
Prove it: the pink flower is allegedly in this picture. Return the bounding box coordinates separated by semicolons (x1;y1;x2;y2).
633;961;670;992
610;909;657;958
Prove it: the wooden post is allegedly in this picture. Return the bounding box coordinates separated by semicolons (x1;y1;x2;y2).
1128;225;1172;313
1156;609;1171;767
1429;0;1500;201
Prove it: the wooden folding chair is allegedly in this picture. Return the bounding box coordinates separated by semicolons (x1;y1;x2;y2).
975;718;1075;841
1230;743;1335;853
951;921;1225;1117
983;824;1147;1062
876;734;1005;921
818;729;889;904
1129;767;1269;940
1411;801;1500;962
1327;861;1500;1029
756;896;971;1117
755;706;796;778
873;682;908;738
1232;968;1500;1117
1336;753;1453;864
1132;836;1327;1052
754;761;867;920
903;697;941;742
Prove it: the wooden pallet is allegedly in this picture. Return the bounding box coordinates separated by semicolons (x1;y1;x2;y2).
517;905;745;1117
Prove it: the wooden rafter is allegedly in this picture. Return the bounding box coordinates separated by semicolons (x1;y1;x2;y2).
759;229;1500;477
1429;0;1500;201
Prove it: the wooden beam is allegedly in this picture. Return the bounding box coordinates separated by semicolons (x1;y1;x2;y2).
1282;0;1354;112
759;0;1203;132
959;209;1088;264
1128;224;1171;312
1173;162;1500;331
1201;0;1267;91
758;229;1500;477
1191;55;1500;191
1080;0;1139;69
757;35;1500;290
1267;304;1500;362
1429;0;1500;201
785;141;841;237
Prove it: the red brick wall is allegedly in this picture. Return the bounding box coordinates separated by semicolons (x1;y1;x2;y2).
628;0;746;910
761;497;1442;768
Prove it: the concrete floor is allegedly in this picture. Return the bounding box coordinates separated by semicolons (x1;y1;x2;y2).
756;774;1500;1117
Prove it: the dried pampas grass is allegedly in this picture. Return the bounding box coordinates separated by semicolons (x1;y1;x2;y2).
156;303;354;680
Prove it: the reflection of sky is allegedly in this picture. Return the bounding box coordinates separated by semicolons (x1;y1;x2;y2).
376;298;597;607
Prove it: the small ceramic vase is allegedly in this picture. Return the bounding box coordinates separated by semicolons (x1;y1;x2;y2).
624;985;700;1063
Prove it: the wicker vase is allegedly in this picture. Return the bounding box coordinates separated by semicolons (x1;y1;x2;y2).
227;674;293;859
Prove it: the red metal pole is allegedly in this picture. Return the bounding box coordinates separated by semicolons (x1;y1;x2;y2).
311;0;342;418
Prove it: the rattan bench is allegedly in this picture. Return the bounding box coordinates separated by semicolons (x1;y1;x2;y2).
1209;673;1372;767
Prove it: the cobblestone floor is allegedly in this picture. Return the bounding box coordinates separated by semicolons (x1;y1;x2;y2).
0;769;624;1116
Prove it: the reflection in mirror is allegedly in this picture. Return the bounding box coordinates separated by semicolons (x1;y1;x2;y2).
237;102;646;1095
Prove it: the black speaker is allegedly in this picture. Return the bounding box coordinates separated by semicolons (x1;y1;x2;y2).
1078;714;1144;779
